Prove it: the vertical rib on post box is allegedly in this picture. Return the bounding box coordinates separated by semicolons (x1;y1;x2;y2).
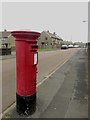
11;31;40;115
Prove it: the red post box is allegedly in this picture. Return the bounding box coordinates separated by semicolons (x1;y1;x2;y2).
11;31;40;115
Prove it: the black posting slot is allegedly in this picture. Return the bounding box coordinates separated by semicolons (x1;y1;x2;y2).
32;46;38;49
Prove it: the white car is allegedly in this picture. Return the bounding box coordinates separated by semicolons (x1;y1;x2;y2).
61;45;68;49
74;45;79;48
68;44;73;48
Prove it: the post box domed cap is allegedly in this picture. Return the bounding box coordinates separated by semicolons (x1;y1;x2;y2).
11;31;40;40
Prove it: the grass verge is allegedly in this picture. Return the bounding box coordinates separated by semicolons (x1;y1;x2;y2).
38;48;58;52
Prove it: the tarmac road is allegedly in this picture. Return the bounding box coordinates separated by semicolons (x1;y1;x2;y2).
1;48;80;112
2;48;88;118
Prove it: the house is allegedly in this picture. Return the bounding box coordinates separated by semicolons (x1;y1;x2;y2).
37;31;63;48
0;30;15;50
0;30;63;50
62;40;73;45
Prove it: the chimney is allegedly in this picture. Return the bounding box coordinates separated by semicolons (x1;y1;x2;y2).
53;32;55;35
4;29;7;32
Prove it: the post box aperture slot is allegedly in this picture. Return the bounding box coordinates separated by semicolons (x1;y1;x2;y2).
32;46;38;49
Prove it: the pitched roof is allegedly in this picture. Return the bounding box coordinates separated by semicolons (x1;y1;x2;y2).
0;31;11;39
44;31;63;40
51;34;62;40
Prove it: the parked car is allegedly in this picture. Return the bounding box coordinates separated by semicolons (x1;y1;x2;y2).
61;45;68;49
74;45;79;48
68;44;73;48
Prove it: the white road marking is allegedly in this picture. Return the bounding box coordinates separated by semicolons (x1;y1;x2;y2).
0;113;2;120
1;50;78;118
37;56;72;87
1;103;16;118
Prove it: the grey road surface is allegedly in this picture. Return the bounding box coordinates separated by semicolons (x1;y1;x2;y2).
1;48;79;112
2;48;88;118
39;49;88;118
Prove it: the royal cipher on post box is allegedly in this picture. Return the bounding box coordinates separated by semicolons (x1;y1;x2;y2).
11;31;40;115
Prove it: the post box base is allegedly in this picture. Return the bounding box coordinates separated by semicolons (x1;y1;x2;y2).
16;93;36;116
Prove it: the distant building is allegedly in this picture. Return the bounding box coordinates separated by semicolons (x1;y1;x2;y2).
38;31;63;48
0;30;15;50
61;40;73;45
0;30;63;50
73;42;86;48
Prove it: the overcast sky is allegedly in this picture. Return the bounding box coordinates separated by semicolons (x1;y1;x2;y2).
2;2;88;43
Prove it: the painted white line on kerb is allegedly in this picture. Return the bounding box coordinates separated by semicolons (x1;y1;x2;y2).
1;103;16;118
37;56;71;87
1;50;78;117
0;113;2;120
1;56;71;118
37;48;80;87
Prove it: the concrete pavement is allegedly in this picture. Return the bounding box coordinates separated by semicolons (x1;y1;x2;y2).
2;49;88;118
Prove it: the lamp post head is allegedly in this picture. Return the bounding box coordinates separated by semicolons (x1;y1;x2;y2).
82;20;88;23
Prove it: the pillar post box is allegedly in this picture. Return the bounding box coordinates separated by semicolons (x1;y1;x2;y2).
11;31;40;115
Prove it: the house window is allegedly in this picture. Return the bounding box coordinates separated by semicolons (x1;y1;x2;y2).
51;43;52;45
41;42;45;45
45;42;48;46
41;42;45;48
45;37;48;40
